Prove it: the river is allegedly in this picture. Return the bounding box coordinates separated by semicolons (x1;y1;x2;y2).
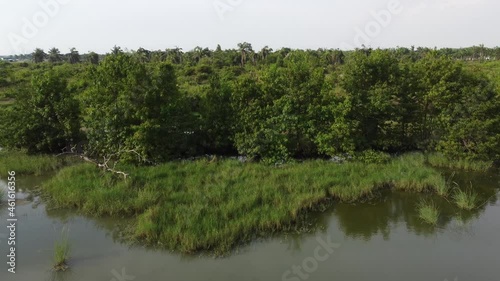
0;170;499;281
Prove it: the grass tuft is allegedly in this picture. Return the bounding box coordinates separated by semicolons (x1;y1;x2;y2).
453;187;479;211
417;200;440;225
53;228;71;272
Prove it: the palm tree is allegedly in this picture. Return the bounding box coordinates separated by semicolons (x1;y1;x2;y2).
167;47;183;64
136;47;151;63
48;47;62;63
150;50;167;63
193;46;203;63
478;44;485;61
68;48;80;64
259;46;272;62
237;42;253;66
32;48;46;63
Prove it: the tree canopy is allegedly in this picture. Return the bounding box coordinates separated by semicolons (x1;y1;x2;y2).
1;45;499;164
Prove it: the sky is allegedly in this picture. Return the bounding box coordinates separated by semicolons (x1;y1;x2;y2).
0;0;498;55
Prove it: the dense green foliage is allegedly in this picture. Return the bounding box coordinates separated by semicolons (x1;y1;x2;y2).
44;153;447;254
0;61;11;88
82;50;194;162
1;46;499;164
0;70;81;153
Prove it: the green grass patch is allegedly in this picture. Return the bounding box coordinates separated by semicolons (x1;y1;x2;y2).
426;153;493;172
417;200;440;225
0;150;68;176
43;153;450;254
453;188;479;210
53;228;71;272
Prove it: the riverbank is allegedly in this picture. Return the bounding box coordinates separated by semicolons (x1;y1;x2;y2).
1;150;494;254
0;150;67;176
41;153;455;254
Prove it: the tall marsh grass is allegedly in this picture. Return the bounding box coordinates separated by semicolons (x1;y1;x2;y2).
417;200;440;225
0;150;67;176
53;228;71;271
43;153;452;254
426;153;493;172
453;187;479;210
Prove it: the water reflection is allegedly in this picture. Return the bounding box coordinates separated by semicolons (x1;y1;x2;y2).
334;170;499;241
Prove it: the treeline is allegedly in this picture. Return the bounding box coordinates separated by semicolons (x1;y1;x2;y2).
0;45;499;164
3;44;500;64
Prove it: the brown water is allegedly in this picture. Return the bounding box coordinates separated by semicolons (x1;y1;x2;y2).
0;170;499;281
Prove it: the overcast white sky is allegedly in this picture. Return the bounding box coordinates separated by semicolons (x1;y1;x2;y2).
0;0;498;55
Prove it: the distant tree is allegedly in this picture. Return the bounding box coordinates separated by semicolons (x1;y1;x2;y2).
32;48;46;63
213;45;227;68
111;45;123;55
166;47;183;64
331;49;345;65
237;42;253;66
193;46;204;64
136;47;151;63
278;47;292;58
48;47;62;63
68;48;80;64
150;50;167;63
87;52;99;65
259;46;272;62
478;44;485;61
